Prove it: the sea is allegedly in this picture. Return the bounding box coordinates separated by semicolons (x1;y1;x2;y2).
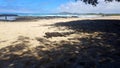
0;13;102;21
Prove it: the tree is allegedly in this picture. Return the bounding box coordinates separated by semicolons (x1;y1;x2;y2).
76;0;120;6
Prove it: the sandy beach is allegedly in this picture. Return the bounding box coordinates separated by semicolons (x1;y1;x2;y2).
0;17;83;49
0;16;120;68
0;16;119;48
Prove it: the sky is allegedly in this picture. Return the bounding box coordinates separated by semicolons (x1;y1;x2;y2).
0;0;120;13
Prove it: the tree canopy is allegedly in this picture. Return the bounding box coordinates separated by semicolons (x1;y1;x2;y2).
76;0;120;6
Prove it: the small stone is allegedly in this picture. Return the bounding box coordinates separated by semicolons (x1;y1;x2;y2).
9;64;14;67
75;51;79;53
42;48;48;51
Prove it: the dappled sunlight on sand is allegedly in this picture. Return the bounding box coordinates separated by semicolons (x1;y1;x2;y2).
0;16;120;68
0;18;78;49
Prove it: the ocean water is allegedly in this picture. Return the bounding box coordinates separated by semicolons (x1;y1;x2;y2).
17;13;80;17
0;13;101;21
17;13;101;17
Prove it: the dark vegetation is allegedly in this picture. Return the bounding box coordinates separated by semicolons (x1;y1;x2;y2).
0;19;120;68
76;0;120;6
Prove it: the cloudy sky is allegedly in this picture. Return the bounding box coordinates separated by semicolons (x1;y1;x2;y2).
0;0;120;13
57;0;120;13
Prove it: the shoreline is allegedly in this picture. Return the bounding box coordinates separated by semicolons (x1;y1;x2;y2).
0;15;120;22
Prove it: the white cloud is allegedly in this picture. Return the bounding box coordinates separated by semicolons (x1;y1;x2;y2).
57;0;120;13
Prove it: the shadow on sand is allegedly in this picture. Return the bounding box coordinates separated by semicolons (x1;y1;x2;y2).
0;19;120;68
53;19;120;33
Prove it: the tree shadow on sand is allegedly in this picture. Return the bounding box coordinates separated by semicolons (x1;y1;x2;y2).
44;19;120;67
0;19;120;68
53;19;120;33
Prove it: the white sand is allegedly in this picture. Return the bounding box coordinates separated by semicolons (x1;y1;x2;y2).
0;16;120;49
